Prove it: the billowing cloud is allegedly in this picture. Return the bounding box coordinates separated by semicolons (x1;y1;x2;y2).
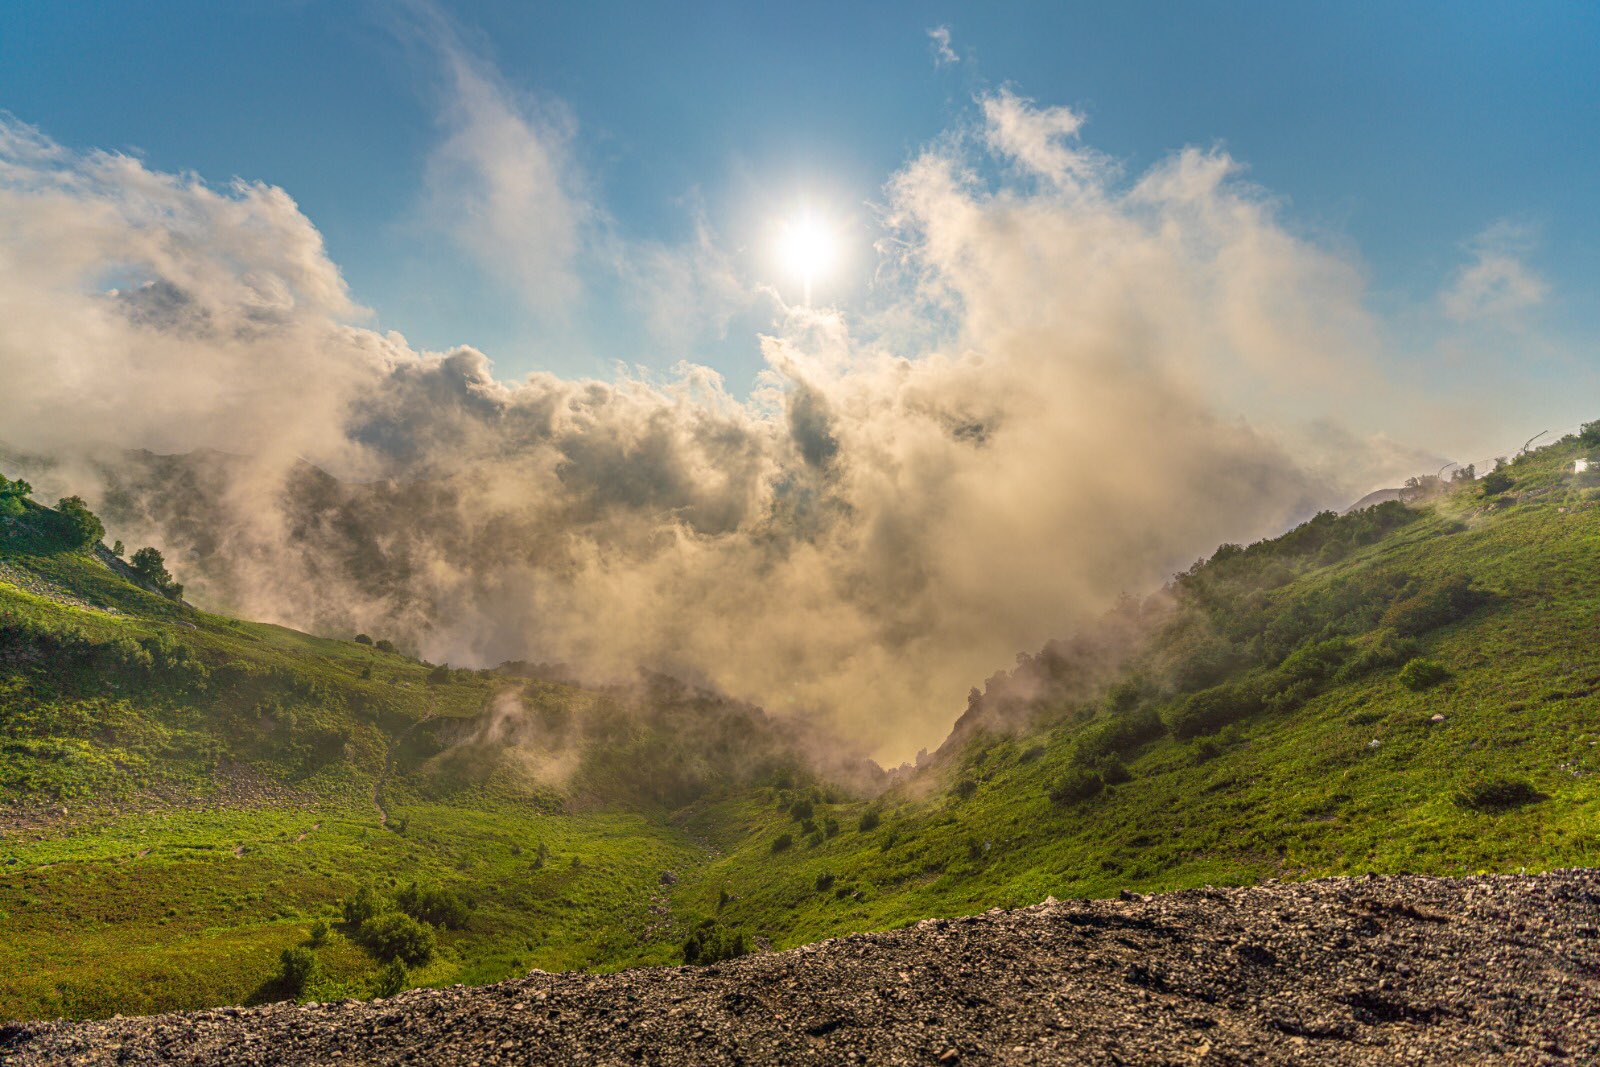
1441;221;1547;324
0;97;1438;760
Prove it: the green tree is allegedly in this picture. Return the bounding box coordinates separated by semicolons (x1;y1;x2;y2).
129;546;183;598
373;960;408;997
55;496;104;548
682;920;747;965
358;911;436;965
341;884;382;928
275;946;319;998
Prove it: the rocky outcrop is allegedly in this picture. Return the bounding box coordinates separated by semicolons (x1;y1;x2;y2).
5;868;1597;1065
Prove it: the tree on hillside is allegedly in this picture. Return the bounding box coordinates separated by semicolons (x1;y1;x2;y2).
0;475;31;517
130;546;184;599
55;496;105;548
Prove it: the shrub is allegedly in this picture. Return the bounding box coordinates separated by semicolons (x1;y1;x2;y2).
1397;657;1450;691
858;810;881;832
1167;682;1264;739
1075;706;1165;764
307;920;329;947
375;639;398;654
1454;778;1545;812
1049;767;1104;805
771;833;794;853
373;960;408;997
953;778;977;799
359;911;436;965
1480;468;1513;495
1099;757;1132;786
275;946;319;997
1381;576;1480;637
814;871;836;892
396;883;472;929
354;633;374;646
789;797;814;821
1278;637;1353;684
682;920;747;965
341;885;382;928
1334;630;1418;681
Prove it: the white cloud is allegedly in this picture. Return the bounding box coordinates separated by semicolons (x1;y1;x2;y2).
927;26;958;66
1441;221;1547;323
420;45;591;311
980;89;1104;187
0;96;1441;760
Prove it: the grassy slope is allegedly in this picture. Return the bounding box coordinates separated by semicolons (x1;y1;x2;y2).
0;508;702;1019
666;440;1600;953
5;436;1600;1020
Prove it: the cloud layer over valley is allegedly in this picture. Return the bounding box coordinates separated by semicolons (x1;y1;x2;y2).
0;94;1472;759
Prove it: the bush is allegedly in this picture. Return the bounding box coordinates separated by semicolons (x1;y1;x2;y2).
1099;757;1132;786
396;883;472;929
308;920;329;947
1334;630;1418;681
359;911;436;965
341;885;382;928
276;946;319;997
1167;682;1264;739
1075;706;1165;764
1278;637;1353;684
1381;576;1480;637
683;920;747;965
1454;778;1545;811
375;639;398;654
373;960;408;997
789;797;814;821
354;633;374;646
54;496;105;549
814;871;836;892
771;833;794;853
858;810;881;832
953;778;977;799
1049;767;1104;805
1397;657;1450;691
1480;468;1513;495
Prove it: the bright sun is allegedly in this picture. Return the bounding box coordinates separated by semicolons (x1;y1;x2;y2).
777;213;838;304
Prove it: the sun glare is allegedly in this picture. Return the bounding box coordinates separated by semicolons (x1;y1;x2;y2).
777;213;838;304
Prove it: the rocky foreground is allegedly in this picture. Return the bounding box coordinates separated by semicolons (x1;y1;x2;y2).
5;869;1599;1066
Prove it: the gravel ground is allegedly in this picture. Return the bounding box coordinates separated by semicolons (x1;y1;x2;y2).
5;868;1598;1065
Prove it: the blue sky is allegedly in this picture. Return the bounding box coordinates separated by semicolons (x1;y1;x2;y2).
2;0;1595;390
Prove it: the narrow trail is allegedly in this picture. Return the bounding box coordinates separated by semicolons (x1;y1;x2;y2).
373;713;435;830
372;687;501;831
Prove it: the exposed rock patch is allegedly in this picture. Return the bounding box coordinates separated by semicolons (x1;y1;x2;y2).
5;869;1598;1065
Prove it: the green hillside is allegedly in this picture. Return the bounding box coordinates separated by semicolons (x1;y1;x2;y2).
4;432;1600;1020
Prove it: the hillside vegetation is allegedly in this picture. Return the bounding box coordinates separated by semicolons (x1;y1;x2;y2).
3;429;1600;1021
